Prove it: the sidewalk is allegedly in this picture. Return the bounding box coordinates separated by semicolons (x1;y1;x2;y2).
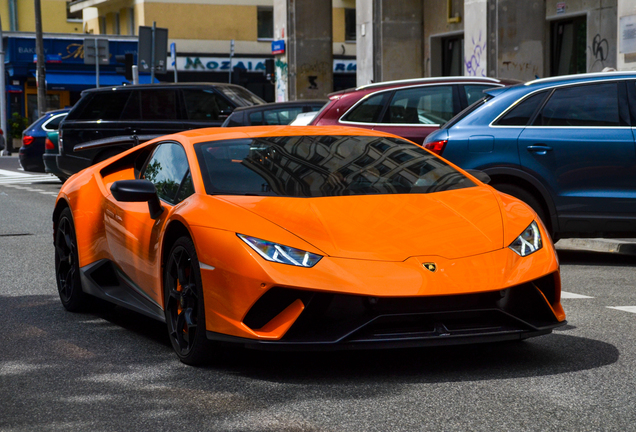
555;238;636;256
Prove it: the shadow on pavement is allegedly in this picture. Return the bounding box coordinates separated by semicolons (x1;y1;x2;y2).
557;249;636;267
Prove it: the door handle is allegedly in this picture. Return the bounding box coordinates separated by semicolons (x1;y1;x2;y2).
527;145;552;155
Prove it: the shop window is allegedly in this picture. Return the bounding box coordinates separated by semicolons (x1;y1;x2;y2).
114;13;120;35
345;8;356;42
258;7;274;40
551;16;586;76
442;35;463;76
99;16;107;34
66;1;81;21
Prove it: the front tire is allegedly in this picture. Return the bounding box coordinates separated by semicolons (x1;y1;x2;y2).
164;236;212;365
54;208;87;311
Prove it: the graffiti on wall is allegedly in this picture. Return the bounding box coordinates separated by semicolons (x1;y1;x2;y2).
465;31;487;77
275;58;288;102
589;34;610;72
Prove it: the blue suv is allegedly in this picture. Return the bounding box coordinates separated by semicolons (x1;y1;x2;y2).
424;72;636;239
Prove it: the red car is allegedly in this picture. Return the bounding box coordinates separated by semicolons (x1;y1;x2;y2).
311;77;518;145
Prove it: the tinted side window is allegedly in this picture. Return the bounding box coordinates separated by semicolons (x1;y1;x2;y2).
535;83;620;127
142;143;191;205
140;90;179;120
183;89;233;121
249;111;264;125
73;91;132;120
496;91;548;126
262;107;304;125
384;86;454;125
342;93;390;123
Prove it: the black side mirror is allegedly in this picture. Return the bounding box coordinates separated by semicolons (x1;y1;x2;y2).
110;180;164;220
465;169;491;184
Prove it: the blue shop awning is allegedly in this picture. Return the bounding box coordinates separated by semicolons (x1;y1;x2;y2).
39;72;156;91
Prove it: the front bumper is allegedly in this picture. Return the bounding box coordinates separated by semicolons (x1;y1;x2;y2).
206;274;566;350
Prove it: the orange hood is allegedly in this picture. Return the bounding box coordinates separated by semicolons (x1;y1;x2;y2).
218;186;504;261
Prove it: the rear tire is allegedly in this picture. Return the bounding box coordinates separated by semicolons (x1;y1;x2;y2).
164;236;213;365
54;208;87;311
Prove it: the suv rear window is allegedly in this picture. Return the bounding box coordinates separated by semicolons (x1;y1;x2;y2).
495;91;548;126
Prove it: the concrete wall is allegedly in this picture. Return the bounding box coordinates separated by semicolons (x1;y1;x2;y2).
546;0;617;74
464;0;488;76
286;0;333;99
497;0;545;81
424;0;464;77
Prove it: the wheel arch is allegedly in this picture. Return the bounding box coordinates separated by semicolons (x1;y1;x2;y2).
161;220;195;272
483;167;559;235
52;198;71;232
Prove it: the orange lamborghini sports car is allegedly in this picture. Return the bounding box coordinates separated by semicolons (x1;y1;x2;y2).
53;126;566;364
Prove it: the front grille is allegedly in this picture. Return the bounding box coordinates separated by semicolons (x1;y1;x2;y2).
242;272;561;344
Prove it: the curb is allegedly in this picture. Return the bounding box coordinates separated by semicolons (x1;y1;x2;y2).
555;238;636;256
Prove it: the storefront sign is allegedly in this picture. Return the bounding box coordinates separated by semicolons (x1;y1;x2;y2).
170;56;357;74
620;15;636;54
32;54;63;63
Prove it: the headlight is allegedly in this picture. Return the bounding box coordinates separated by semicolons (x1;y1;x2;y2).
238;234;322;267
509;221;543;257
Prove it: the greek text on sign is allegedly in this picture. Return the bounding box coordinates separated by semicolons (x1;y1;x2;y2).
169;57;357;74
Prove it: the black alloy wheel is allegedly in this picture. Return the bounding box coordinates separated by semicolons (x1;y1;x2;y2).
164;236;212;365
54;207;87;311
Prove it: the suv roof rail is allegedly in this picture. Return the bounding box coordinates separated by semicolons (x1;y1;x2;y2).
356;76;501;91
526;71;636;86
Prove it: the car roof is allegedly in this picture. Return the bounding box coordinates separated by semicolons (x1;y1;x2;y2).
524;71;636;87
230;100;327;113
80;82;250;94
329;76;519;97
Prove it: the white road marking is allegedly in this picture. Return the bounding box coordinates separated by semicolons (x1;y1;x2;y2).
607;306;636;314
561;291;594;299
0;169;58;185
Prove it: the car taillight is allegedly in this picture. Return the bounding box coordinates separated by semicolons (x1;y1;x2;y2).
23;135;34;146
424;139;447;155
45;138;54;150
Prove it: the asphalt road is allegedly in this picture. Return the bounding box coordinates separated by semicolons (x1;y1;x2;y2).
1;156;635;432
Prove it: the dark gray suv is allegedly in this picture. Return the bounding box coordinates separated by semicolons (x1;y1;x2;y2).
57;83;264;177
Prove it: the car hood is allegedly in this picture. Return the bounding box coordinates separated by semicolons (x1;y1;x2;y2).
218;186;504;261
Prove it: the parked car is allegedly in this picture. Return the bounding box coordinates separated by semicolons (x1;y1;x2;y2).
423;71;636;240
310;77;519;145
53;125;565;365
0;128;4;151
57;83;265;178
222;100;326;126
18;109;69;172
43;131;67;182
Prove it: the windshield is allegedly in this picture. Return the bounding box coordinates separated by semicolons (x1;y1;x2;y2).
194;135;474;197
217;86;265;107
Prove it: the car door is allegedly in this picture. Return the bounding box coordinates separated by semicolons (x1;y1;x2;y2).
104;141;195;305
372;85;459;145
517;81;636;221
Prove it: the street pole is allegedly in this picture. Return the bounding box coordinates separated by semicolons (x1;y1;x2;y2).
0;16;9;156
150;21;156;84
34;0;47;119
132;65;139;85
95;38;100;88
